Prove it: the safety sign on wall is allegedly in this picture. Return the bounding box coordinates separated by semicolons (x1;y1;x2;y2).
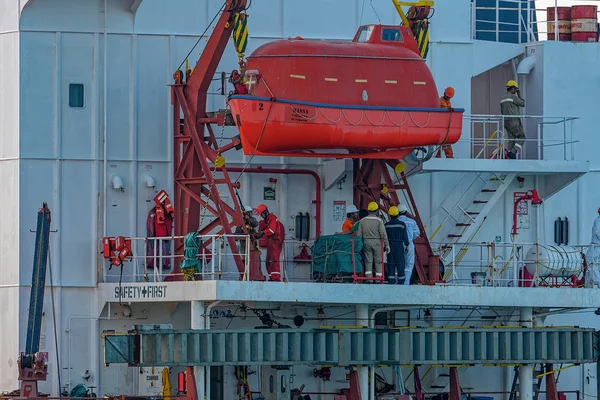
333;200;347;222
264;187;276;201
514;192;530;230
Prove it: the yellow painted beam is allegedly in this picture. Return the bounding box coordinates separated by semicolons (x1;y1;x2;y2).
391;0;434;26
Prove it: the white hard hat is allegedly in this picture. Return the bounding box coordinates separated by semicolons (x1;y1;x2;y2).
244;205;254;213
399;204;409;213
346;204;359;213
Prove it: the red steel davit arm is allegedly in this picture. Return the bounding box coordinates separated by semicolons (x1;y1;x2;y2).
171;0;257;280
185;0;248;126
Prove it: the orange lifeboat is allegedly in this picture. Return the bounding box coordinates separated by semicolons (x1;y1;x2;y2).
228;24;463;160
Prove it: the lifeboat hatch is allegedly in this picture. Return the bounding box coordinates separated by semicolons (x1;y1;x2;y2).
353;25;420;56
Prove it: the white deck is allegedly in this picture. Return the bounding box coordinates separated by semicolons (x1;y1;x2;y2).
409;158;590;198
415;158;590;175
100;280;600;309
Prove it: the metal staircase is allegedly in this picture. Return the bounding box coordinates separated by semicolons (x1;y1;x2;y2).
427;172;516;278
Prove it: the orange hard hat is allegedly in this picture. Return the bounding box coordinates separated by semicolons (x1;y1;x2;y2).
256;204;268;215
444;87;455;98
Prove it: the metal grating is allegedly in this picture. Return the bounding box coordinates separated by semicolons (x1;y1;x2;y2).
104;328;598;367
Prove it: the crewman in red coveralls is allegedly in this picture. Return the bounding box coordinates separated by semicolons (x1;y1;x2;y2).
256;204;285;282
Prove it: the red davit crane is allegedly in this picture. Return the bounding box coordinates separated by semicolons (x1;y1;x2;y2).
170;0;463;284
170;0;260;280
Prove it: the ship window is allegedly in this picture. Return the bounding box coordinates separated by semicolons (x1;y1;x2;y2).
356;25;374;43
381;28;404;42
69;83;84;108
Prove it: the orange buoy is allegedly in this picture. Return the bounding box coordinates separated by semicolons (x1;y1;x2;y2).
547;6;572;41
571;5;598;42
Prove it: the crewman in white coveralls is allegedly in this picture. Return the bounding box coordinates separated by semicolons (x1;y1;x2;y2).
586;208;600;287
398;204;420;285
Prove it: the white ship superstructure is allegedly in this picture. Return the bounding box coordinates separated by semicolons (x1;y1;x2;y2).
1;1;600;399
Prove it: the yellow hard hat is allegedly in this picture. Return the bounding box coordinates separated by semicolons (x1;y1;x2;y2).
388;206;399;217
367;202;379;212
506;80;519;89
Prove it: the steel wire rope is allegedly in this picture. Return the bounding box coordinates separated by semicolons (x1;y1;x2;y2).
225;306;240;330
198;109;228;232
359;0;367;25
175;1;234;236
233;101;274;183
439;108;454;148
395;109;448;169
370;0;382;23
47;244;62;396
233;77;277;183
177;1;227;72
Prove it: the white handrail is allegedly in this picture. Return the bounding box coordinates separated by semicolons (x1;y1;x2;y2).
430;241;598;289
460;113;579;161
101;236;600;289
472;1;600;43
100;234;318;283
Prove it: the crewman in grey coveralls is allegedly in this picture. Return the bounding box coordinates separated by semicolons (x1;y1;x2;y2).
235;205;259;263
500;79;526;160
357;202;390;280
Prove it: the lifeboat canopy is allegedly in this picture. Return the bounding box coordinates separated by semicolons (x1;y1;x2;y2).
228;24;464;160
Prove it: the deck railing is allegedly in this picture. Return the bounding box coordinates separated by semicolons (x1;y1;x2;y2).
471;0;537;44
100;234;600;289
471;0;600;43
458;113;579;161
100;234;317;283
431;241;599;288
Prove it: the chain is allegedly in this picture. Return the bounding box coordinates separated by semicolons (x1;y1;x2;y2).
197;102;229;233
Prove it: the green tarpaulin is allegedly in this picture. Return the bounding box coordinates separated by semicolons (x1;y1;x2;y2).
312;234;363;276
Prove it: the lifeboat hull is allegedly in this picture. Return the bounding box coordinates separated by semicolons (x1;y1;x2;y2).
228;95;464;160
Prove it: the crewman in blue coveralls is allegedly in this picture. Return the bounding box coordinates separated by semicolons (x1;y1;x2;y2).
385;206;410;284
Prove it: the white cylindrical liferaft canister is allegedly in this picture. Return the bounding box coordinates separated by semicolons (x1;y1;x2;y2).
524;245;583;277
